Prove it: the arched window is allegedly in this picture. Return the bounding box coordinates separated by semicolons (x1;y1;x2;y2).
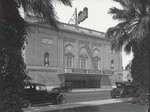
80;47;88;69
44;52;49;66
80;58;87;69
111;60;114;69
66;56;73;68
93;56;100;70
80;54;88;69
65;53;74;68
94;60;99;70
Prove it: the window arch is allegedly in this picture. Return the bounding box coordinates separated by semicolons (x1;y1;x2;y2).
65;44;74;52
80;47;87;54
93;48;100;55
44;52;49;66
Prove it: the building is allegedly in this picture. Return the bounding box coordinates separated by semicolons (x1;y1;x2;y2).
122;70;132;81
24;18;123;89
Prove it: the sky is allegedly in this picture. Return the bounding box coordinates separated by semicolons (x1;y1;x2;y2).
55;0;133;69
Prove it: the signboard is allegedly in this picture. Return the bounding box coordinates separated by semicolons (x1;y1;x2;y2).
78;7;88;24
72;68;87;74
87;69;101;74
41;39;52;44
57;68;101;74
67;68;101;74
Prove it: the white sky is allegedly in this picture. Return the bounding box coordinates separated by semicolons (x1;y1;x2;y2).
55;0;133;69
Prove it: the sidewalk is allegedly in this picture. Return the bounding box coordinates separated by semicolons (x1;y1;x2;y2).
23;98;148;112
71;88;112;93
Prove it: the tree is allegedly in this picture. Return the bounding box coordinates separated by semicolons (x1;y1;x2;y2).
106;0;150;104
0;0;72;111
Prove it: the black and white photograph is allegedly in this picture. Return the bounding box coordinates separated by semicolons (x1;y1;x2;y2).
0;0;149;112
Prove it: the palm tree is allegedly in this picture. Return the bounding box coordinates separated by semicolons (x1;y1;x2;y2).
106;0;149;53
0;0;72;111
106;0;149;104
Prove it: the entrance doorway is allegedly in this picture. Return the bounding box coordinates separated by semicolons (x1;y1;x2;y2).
65;75;101;88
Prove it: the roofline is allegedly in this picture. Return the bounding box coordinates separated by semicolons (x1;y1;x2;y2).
27;21;110;42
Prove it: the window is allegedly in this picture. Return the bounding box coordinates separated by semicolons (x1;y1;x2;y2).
111;60;114;69
80;58;87;69
44;52;49;66
65;52;74;68
93;56;100;70
94;59;99;70
66;56;73;68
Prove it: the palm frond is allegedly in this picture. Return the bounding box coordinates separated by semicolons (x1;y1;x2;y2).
130;16;149;42
107;0;150;55
112;0;131;9
124;41;133;54
106;21;128;38
20;0;72;28
109;7;125;20
108;7;137;21
106;22;130;52
57;0;72;6
112;30;129;51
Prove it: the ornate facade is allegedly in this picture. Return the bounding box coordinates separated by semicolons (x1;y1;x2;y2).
24;21;123;88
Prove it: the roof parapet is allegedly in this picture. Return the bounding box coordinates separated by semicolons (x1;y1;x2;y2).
25;14;105;38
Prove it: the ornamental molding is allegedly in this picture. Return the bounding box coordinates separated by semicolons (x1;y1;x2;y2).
93;56;101;60
79;54;88;58
65;52;75;57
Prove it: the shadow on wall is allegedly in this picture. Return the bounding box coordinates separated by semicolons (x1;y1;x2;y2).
28;71;61;86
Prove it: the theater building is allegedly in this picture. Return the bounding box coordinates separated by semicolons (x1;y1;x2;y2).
24;19;123;89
